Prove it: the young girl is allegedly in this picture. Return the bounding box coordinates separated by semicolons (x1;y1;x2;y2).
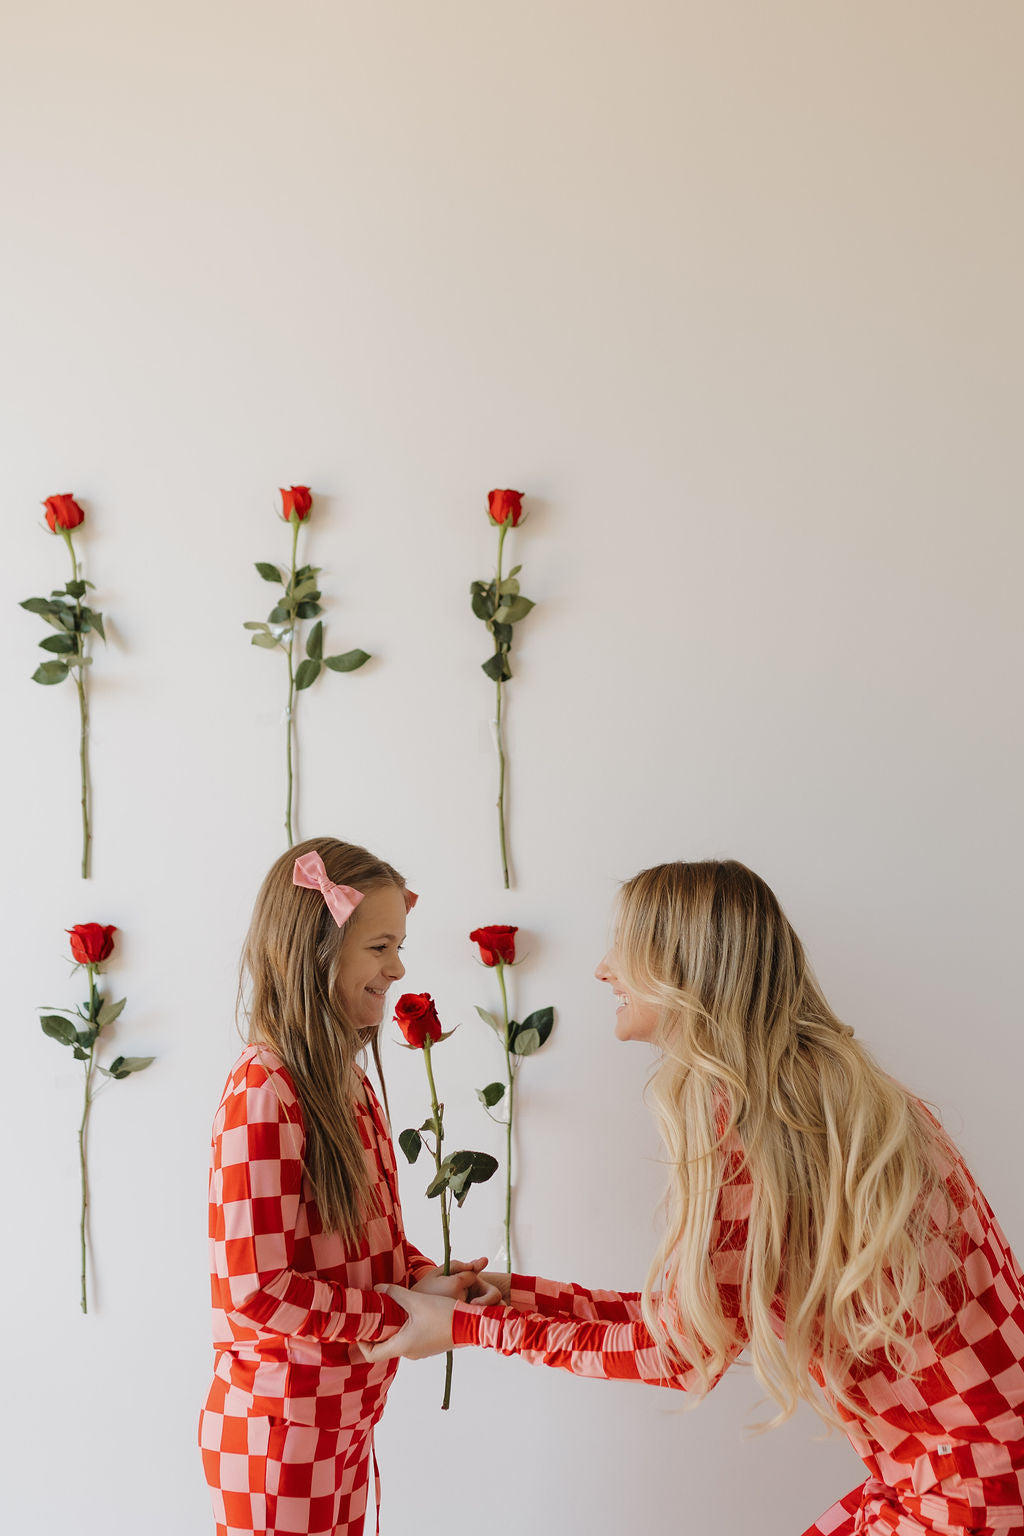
366;859;1024;1536
199;838;487;1536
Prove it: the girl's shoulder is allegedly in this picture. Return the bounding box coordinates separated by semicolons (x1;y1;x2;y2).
221;1042;301;1113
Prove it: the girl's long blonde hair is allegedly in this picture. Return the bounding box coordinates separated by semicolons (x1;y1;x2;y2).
620;860;962;1425
239;836;409;1244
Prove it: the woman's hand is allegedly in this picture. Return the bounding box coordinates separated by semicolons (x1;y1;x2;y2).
361;1286;460;1362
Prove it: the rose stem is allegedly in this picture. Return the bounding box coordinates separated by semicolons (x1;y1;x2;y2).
284;514;300;846
497;959;514;1274
79;963;98;1312
422;1038;454;1408
62;529;90;879
494;519;510;889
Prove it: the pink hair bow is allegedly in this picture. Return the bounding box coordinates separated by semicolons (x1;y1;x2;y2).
293;851;365;927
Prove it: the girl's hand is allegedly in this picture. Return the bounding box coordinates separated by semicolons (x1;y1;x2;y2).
361;1286;459;1361
411;1256;490;1301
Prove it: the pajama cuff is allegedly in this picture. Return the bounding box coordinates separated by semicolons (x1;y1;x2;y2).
452;1299;502;1346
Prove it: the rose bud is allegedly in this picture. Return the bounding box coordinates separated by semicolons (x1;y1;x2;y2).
280;485;313;522
394;992;443;1049
469;925;518;966
487;489;524;527
67;923;117;965
43;495;85;532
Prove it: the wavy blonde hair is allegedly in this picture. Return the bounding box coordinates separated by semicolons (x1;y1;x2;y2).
239;836;410;1244
618;860;963;1426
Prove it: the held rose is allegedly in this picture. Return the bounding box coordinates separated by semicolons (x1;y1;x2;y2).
394;992;497;1408
245;486;371;846
38;925;154;1312
470;489;537;887
471;924;555;1272
20;495;107;878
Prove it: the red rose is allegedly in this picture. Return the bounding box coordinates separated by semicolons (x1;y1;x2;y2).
43;495;85;532
67;923;117;965
487;489;524;527
280;485;313;522
394;992;443;1049
469;925;518;966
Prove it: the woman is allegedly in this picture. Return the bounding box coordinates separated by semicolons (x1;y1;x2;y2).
366;860;1024;1535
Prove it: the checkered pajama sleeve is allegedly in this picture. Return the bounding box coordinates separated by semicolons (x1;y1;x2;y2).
404;1241;439;1284
507;1274;643;1322
213;1074;408;1342
452;1144;752;1390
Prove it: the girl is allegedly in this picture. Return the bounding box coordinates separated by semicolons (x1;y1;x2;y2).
366;859;1024;1535
199;838;488;1536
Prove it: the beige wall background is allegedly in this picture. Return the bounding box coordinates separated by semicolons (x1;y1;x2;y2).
2;2;1021;1531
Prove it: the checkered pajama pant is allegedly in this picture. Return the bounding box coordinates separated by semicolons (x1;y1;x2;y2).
199;1377;376;1536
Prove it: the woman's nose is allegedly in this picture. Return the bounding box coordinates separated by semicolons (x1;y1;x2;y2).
594;953;614;983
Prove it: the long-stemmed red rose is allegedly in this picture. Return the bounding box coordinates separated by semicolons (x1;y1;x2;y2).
38;924;154;1311
470;489;537;887
394;992;496;1408
20;495;107;877
245;486;371;845
471;925;555;1273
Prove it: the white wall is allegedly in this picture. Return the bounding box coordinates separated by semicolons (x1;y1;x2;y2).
3;3;1022;1532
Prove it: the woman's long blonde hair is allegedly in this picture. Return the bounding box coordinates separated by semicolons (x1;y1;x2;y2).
620;860;962;1425
239;836;409;1244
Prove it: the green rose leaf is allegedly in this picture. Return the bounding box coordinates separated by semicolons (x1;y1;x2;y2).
295;600;322;620
305;620;323;660
292;579;320;602
324;649;370;672
476;1082;505;1109
268;602;292;624
243;621;269;631
493;595;535;625
97;996;127;1029
474;1006;504;1037
40;1014;78;1046
72;1045;90;1061
32;659;69;685
510;1026;541;1057
519;1006;554;1049
481;652;512;683
251;632;280;649
294;658;322;690
110;1056;155;1078
399;1128;423;1164
76;1028;97;1047
507;564;522;578
255;562;284;582
39;633;77;654
20;597;59;616
491;622;513;647
425;1166;449;1199
88;611;106;642
65;579;88;599
496;576;520;597
470;584;496;621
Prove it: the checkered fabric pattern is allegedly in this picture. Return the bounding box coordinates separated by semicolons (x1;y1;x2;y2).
202;1044;436;1533
455;1103;1024;1534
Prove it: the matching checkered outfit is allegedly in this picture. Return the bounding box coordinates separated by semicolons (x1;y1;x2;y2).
454;1106;1024;1535
200;1044;435;1536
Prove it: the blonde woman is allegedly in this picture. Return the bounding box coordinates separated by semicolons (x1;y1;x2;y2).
199;838;489;1536
365;860;1024;1535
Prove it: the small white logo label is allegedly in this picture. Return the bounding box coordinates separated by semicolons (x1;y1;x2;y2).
938;1444;952;1456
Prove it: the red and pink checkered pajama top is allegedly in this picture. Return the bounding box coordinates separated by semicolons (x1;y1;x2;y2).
454;1109;1024;1535
208;1043;435;1431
